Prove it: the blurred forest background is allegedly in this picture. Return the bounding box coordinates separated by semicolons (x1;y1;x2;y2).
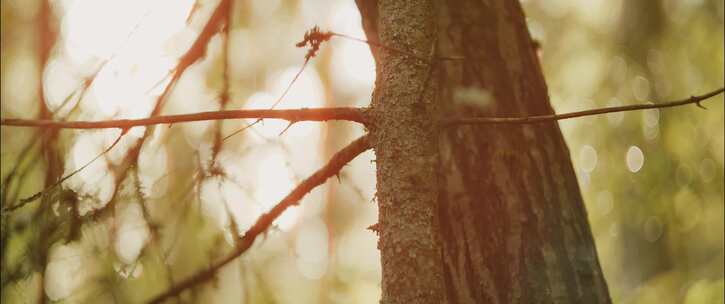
1;0;723;303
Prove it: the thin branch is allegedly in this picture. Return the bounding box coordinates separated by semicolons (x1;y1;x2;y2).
444;87;724;125
72;0;229;221
330;31;463;61
221;119;257;141
4;89;721;130
223;26;328;141
211;0;234;159
271;60;310;111
4;130;127;212
1;136;41;207
221;61;311;141
149;0;231;117
3;81;96;205
146;134;371;304
1;107;366;130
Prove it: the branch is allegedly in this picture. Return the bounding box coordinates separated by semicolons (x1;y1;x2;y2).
3;130;127;212
146;134;371;304
1;107;367;130
149;0;230;117
14;0;232;221
445;87;724;125
330;31;463;62
223;26;329;141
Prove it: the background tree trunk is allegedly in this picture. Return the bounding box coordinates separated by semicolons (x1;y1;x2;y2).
358;1;613;303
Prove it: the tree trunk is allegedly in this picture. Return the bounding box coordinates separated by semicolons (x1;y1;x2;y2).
360;0;448;302
358;1;613;303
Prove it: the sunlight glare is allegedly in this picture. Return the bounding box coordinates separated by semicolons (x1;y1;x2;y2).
88;59;156;118
114;202;150;264
43;57;82;116
244;67;324;139
330;39;376;96
138;131;169;198
329;2;375;98
201;177;230;230
2;52;39;118
63;0;147;65
66;131;117;214
62;0;194;66
626;145;645;173
244;91;287;139
337;228;381;276
60;0;195;123
254;151;298;231
255;151;294;206
267;66;324;109
579;145;598;173
221;181;261;234
45;243;86;301
295;217;329;279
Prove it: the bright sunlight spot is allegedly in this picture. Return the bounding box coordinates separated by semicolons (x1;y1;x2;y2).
626;145;645;173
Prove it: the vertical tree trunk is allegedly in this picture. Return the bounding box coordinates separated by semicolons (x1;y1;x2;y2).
361;0;447;303
358;1;613;303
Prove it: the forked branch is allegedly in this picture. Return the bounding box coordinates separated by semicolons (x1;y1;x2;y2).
147;134;371;304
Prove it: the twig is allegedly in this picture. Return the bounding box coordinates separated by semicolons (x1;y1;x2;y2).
1;107;366;130
221;120;257;141
270;60;310;111
330;31;463;62
224;26;331;140
1;134;41;207
444;87;724;125
149;0;231;117
1;27;113;208
146;135;371;304
4;130;128;212
76;0;230;221
223;60;312;140
296;26;334;62
212;0;234;154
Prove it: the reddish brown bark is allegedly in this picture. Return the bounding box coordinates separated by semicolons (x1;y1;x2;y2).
358;1;612;302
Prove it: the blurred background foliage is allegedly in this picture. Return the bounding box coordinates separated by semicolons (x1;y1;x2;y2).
1;0;723;303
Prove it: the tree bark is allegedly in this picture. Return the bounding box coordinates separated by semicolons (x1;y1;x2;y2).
358;1;612;303
360;0;448;303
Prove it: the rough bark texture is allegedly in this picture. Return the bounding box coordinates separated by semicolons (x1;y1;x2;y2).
358;0;612;303
358;0;448;303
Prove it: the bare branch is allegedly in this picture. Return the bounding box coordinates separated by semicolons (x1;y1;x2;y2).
224;26;330;140
3;130;127;212
330;31;463;61
14;0;233;222
149;0;231;117
1;107;367;130
4;88;721;130
445;87;724;125
146;134;371;304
